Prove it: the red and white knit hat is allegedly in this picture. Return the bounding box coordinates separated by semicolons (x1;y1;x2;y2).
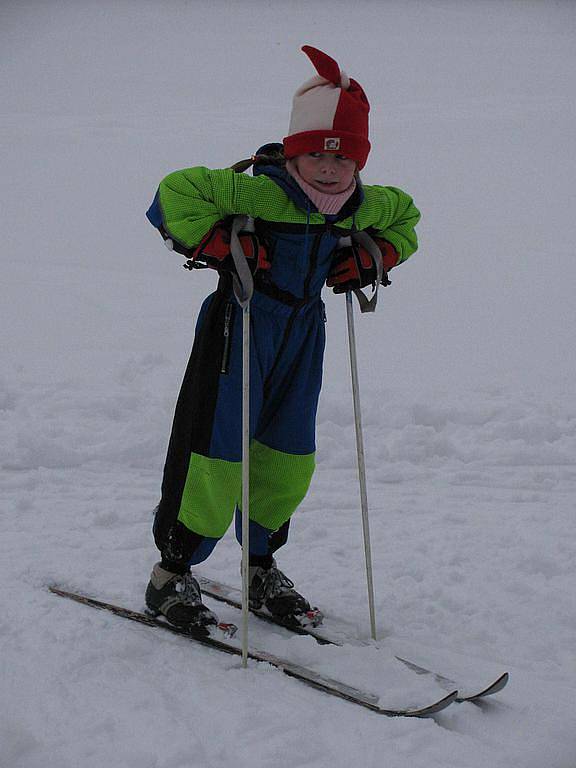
283;46;371;170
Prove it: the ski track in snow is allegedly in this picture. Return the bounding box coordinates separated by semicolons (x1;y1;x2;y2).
2;1;576;767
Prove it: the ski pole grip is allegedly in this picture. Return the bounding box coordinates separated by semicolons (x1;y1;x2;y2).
337;233;385;313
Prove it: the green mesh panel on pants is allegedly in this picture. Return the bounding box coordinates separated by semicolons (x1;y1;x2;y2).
177;441;315;539
246;440;315;531
178;453;241;538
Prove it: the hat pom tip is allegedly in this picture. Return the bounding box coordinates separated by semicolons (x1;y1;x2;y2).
301;45;342;86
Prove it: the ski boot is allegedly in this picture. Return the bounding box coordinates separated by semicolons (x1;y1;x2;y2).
248;559;323;629
145;563;218;632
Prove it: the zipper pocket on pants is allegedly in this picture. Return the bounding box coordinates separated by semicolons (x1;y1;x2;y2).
220;301;234;375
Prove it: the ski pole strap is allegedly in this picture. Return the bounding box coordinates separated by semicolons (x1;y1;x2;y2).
352;231;385;313
229;216;254;308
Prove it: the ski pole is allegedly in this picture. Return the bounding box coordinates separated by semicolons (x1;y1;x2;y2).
345;289;378;641
240;298;250;666
338;231;385;642
229;216;254;668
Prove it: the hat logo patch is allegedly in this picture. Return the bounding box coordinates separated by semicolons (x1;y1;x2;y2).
324;137;341;150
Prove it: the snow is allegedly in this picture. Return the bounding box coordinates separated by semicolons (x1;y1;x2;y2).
1;1;576;766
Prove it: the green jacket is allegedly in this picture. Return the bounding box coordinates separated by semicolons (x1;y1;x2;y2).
147;164;420;300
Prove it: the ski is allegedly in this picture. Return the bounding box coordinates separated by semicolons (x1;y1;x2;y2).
196;574;509;704
393;655;509;703
48;585;458;718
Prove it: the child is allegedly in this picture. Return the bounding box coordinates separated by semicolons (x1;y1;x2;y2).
144;46;420;630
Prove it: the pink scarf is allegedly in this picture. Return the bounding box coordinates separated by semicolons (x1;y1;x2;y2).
286;160;356;215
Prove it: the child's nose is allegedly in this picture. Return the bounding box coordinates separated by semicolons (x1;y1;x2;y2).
319;157;338;174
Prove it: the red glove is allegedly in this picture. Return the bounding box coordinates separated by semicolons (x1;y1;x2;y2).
326;239;398;294
185;224;271;274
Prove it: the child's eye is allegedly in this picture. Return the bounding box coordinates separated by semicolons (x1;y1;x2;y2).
336;155;350;161
309;152;321;158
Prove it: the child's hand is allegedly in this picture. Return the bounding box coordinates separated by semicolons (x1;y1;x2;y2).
326;240;397;294
186;224;272;275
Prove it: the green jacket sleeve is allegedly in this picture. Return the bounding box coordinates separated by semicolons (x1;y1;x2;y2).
156;167;295;249
360;185;421;265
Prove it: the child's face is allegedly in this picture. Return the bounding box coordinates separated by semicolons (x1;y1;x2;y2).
294;152;357;194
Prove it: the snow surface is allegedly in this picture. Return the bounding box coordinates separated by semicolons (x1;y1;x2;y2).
2;1;576;766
